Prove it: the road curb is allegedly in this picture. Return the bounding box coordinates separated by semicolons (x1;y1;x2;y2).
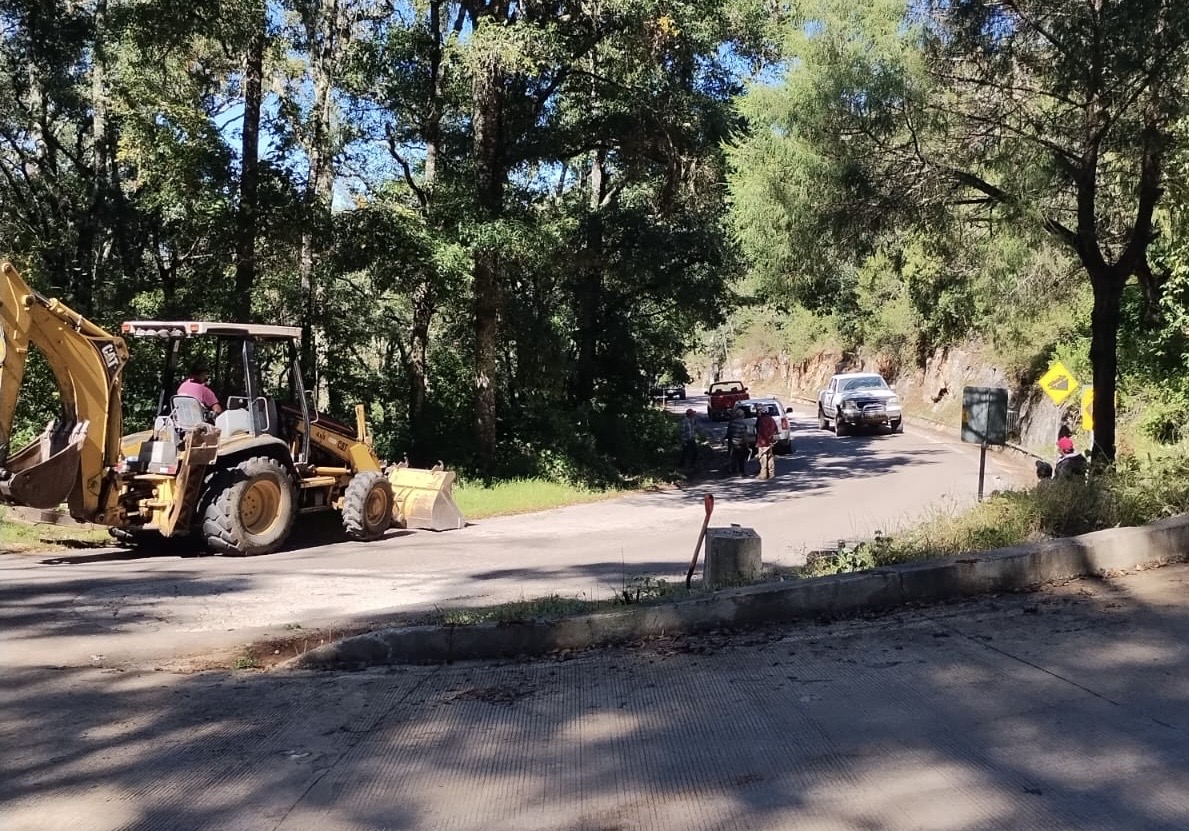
284;513;1189;671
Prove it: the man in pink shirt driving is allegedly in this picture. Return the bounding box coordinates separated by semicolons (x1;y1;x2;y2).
177;365;224;415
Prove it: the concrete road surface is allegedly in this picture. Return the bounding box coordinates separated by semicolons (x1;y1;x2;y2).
0;398;1030;669
4;563;1188;831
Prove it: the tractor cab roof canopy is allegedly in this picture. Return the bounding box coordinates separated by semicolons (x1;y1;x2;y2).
121;321;302;342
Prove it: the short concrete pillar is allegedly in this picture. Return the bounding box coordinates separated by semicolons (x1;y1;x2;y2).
704;526;762;588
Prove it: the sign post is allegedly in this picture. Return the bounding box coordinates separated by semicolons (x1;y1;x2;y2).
962;386;1009;501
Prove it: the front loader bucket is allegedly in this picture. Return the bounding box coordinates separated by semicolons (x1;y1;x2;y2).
0;421;87;510
388;466;465;531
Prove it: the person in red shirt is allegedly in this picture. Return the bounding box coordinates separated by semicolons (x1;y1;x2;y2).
755;407;779;480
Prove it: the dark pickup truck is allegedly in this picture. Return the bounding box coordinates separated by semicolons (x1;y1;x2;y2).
706;380;749;421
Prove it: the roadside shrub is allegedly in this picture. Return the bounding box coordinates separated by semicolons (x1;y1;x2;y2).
810;453;1189;575
802;535;883;576
483;403;678;488
1134;386;1189;445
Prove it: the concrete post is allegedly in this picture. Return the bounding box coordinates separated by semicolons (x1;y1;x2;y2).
704;526;762;588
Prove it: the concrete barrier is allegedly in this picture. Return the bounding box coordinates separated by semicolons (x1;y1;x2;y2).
285;514;1189;671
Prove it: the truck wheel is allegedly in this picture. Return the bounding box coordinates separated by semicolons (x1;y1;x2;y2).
817;407;828;431
836;419;850;437
892;418;904;434
342;470;394;541
202;456;296;556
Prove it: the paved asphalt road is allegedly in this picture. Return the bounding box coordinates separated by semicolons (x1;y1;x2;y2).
1;397;1031;669
5;562;1188;831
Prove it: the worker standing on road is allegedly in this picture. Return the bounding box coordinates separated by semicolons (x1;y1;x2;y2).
680;408;699;470
725;407;750;477
755;407;779;480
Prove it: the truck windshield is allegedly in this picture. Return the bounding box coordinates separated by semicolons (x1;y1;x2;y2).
843;377;888;392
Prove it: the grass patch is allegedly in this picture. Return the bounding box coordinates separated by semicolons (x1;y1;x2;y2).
452;477;632;519
805;453;1189;576
432;577;691;626
0;509;111;554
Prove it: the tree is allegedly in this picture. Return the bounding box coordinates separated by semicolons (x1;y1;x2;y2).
234;0;268;320
729;0;1189;463
926;0;1189;464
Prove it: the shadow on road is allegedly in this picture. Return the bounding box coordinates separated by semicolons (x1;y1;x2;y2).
5;567;1189;830
663;404;950;503
0;573;255;638
38;512;420;566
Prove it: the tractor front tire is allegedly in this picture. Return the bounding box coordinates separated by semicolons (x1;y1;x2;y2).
342;471;395;541
202;456;297;556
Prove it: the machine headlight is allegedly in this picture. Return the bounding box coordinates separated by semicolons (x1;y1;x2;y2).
886;396;901;410
842;399;859;412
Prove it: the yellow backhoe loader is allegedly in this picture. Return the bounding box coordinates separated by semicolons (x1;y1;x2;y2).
0;260;463;555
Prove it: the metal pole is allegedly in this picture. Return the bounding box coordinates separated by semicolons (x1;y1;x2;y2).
977;442;987;502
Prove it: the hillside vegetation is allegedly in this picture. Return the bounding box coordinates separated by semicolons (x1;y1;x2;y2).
718;0;1189;465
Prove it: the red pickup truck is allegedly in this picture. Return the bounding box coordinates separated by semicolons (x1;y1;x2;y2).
706;380;749;421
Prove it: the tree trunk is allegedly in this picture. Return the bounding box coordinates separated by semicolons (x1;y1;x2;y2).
298;0;339;401
404;0;449;462
470;48;506;472
1088;270;1124;464
575;147;606;402
78;0;110;316
234;11;265;321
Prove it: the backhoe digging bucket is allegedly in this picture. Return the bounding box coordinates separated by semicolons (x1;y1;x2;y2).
0;420;88;509
387;466;465;531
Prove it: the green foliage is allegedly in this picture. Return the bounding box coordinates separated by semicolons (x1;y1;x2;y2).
437;595;600;626
434;576;691;626
809;455;1189;575
726;0;1189;461
452;478;626;520
0;510;111;554
617;575;680;605
728;301;842;367
805;537;879;576
486;405;679;487
0;0;766;486
727;0;930;311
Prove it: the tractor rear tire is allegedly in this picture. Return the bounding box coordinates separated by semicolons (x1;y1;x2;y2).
202;456;296;556
342;471;394;541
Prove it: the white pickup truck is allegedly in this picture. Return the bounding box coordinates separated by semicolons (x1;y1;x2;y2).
817;372;903;436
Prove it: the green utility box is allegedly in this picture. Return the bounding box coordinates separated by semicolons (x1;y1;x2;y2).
961;386;1008;446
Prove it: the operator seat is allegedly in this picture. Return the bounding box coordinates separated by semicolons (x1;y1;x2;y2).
169;396;206;430
253;398;281;438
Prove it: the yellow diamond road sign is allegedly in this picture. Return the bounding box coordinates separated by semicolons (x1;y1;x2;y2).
1081;385;1094;431
1038;361;1079;406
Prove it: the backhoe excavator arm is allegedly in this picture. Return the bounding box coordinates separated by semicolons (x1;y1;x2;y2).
0;261;128;519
